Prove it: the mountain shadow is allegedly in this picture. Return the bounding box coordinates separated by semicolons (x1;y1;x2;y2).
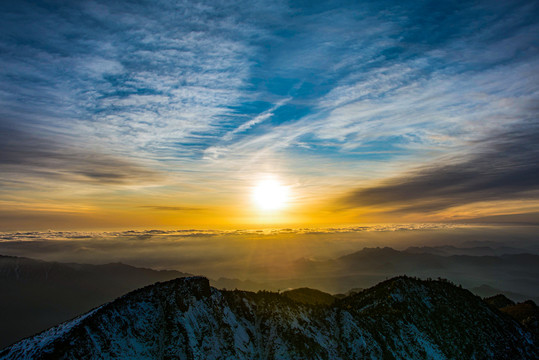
0;255;190;348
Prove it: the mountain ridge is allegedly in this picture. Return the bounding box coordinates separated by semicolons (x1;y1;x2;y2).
2;276;537;359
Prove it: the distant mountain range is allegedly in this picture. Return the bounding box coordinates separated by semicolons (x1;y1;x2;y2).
210;245;539;297
289;246;539;296
471;284;538;303
403;245;530;256
0;255;190;349
1;276;537;359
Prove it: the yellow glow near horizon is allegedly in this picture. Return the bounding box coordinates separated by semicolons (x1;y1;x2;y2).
252;178;290;211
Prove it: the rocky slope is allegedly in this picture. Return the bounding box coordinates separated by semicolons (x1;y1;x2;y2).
1;276;537;359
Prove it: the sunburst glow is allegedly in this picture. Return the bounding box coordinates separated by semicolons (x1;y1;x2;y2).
252;179;290;211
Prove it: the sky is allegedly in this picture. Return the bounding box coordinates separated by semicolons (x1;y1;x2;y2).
1;0;538;230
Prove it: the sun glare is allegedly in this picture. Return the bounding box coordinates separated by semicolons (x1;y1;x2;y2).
252;179;290;211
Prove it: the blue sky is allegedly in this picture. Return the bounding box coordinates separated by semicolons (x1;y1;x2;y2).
1;0;538;229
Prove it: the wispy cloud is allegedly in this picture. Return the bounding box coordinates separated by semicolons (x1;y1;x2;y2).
0;0;261;160
198;1;539;163
0;126;161;187
138;206;206;212
221;97;291;142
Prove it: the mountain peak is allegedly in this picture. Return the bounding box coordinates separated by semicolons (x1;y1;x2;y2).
338;246;401;260
162;276;212;298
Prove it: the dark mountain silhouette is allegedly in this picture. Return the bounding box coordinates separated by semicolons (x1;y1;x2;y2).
334;287;364;299
0;255;190;348
486;296;539;341
404;245;530;256
485;294;515;308
472;284;539;303
1;276;537;359
281;287;335;305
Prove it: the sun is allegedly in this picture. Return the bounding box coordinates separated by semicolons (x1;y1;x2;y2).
252;178;290;211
